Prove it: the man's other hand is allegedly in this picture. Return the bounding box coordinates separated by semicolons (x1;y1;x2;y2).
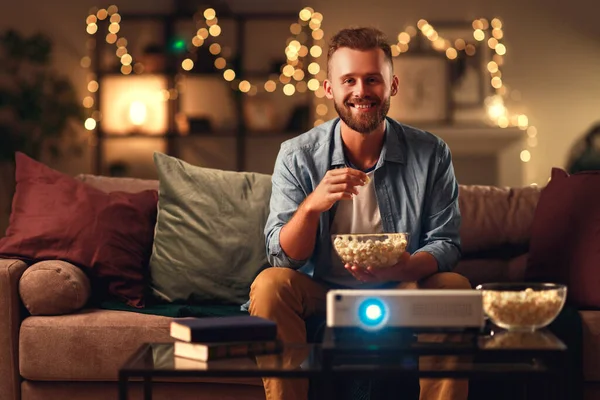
303;167;368;214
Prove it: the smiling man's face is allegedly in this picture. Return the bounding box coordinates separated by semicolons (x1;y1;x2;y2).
324;47;398;134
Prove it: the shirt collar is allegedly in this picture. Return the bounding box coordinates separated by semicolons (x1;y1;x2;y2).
330;117;406;168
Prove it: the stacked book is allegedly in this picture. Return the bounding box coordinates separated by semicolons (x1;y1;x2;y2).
170;315;281;367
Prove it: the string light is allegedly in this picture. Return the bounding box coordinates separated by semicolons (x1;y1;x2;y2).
83;4;144;132
182;6;325;100
416;18;539;181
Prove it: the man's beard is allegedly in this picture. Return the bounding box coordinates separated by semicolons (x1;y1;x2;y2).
334;96;390;134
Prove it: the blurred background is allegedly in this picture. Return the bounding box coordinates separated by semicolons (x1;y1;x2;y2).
1;0;599;233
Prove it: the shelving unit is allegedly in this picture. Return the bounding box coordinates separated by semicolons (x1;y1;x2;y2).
90;5;316;176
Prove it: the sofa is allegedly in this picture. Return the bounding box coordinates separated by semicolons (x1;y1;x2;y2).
1;172;600;400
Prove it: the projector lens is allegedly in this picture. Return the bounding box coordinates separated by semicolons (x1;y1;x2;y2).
358;298;387;329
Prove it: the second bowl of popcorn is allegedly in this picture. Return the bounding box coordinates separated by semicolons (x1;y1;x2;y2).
476;282;567;332
332;233;409;269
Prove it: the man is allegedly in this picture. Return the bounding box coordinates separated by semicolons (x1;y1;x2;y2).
249;27;470;400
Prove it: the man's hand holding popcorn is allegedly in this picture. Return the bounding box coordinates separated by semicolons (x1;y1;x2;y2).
344;251;414;283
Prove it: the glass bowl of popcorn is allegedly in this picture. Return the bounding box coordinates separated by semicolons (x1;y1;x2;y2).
331;233;409;269
476;282;567;332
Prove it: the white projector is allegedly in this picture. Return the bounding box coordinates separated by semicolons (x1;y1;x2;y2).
326;289;484;331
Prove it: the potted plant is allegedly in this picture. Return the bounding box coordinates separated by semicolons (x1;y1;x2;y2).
0;29;84;235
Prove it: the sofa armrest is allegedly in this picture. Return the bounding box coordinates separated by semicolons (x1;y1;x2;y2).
0;258;29;400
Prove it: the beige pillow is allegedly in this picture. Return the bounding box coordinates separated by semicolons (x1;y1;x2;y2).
19;260;91;315
149;152;271;304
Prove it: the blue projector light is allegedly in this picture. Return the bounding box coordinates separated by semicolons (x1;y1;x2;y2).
357;298;389;330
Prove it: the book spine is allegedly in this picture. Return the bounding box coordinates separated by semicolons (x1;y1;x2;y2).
189;326;277;343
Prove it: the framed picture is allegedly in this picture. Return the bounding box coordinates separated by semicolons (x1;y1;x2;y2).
388;53;451;124
243;95;278;133
420;21;494;110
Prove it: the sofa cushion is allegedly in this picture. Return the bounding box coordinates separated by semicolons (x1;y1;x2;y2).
19;309;261;387
21;381;265;400
19;261;91;315
458;185;540;255
581;311;600;382
526;168;600;308
453;254;528;288
149;152;271;305
0;153;158;308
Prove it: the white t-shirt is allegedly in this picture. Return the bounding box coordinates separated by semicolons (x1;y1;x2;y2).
323;169;384;288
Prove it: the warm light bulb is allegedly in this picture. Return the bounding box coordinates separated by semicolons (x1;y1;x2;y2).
520;150;531;163
238;80;251;93
181;59;194;71
517;114;529;129
283;83;296;96
223;69;236;81
86;24;98;35
316;104;328;116
83;96;94;108
204;8;216;20
209;25;221;37
446;48;458;59
84;118;97;130
307;79;320;91
473;29;485;41
486;96;506;120
299;8;312;21
129;101;147;126
310;46;322;58
397;32;411;44
264;80;277;92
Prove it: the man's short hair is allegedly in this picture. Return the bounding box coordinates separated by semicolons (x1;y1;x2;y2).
327;27;393;75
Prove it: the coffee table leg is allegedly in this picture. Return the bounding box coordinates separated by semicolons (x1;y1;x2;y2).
143;376;152;400
323;378;337;399
118;373;128;400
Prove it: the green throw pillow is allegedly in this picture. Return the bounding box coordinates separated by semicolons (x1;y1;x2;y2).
150;152;272;305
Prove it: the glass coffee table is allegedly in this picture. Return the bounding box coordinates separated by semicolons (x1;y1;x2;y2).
119;328;568;400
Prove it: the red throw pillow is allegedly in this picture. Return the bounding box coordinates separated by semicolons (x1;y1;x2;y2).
0;153;158;308
526;167;600;308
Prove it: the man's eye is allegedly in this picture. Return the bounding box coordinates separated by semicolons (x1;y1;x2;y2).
343;79;354;84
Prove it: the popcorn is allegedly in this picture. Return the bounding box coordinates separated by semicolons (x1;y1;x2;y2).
332;234;408;269
482;287;565;329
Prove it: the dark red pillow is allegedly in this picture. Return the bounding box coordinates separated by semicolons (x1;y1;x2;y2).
0;152;157;308
526;167;600;308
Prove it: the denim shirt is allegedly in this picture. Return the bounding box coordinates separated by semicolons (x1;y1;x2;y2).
264;117;461;280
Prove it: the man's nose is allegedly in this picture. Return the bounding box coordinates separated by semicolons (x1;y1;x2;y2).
353;79;367;97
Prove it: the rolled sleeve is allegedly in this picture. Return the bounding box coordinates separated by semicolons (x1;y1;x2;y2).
414;141;462;272
264;148;309;269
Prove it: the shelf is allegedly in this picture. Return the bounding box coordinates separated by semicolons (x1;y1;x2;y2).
245;132;302;138
98;132;232;138
118;11;300;22
97;131;303;139
92;9;315;175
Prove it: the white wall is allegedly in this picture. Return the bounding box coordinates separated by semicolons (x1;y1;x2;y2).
1;0;599;185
